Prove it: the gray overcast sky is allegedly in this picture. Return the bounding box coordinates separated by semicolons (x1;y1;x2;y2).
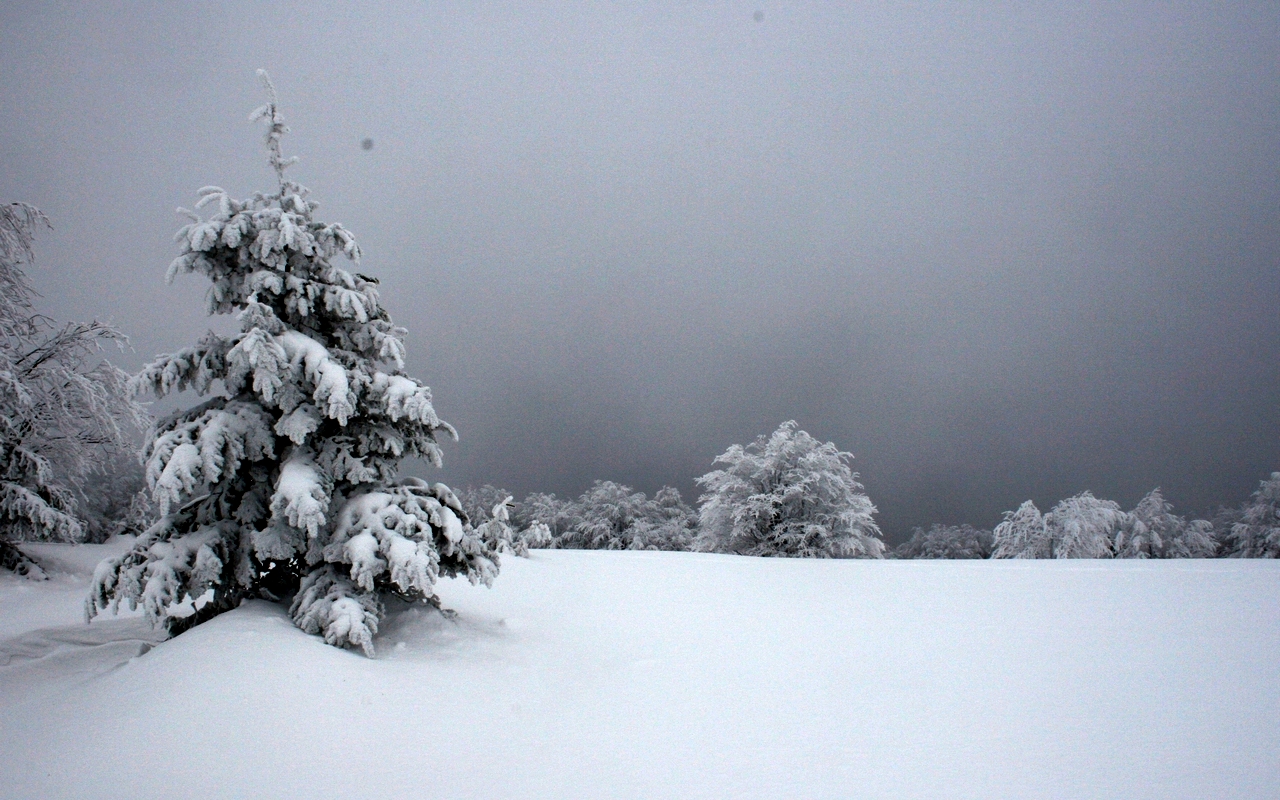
2;2;1278;541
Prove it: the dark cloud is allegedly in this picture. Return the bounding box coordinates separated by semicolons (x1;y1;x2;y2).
1;2;1277;541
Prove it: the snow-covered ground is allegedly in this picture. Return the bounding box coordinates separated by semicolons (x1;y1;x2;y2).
2;547;1277;799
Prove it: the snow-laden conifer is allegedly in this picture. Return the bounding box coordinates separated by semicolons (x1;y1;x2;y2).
474;493;524;556
87;73;497;655
0;203;148;576
1229;472;1280;558
695;421;883;558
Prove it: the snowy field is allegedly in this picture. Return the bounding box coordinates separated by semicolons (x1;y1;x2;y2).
2;546;1278;800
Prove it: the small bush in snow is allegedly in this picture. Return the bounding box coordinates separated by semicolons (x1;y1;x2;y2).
87;74;497;655
695;420;883;558
0;202;149;576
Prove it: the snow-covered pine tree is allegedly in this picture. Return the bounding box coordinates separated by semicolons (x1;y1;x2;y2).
87;73;497;655
1229;472;1280;558
991;500;1050;558
0;202;148;576
695;420;883;558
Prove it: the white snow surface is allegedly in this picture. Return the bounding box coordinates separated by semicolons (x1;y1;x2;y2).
2;548;1278;799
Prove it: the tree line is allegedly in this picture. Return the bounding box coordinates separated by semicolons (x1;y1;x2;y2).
462;461;1280;561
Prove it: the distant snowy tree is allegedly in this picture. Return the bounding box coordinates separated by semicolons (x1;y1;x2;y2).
520;519;554;550
1166;518;1218;558
473;494;524;556
460;484;546;556
895;524;992;559
532;482;696;552
1112;488;1217;559
629;486;697;551
459;484;511;527
1046;492;1125;558
1114;488;1175;558
0;202;149;576
695;421;883;558
512;491;578;546
991;501;1050;559
78;451;151;543
1229;473;1280;558
1207;504;1243;554
993;493;1126;559
87;73;497;655
563;480;648;550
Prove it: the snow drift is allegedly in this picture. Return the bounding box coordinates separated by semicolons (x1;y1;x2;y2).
2;545;1277;799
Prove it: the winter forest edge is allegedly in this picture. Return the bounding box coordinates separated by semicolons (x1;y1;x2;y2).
2;75;1278;658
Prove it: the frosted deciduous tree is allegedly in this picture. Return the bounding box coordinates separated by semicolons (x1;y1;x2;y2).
993;493;1126;558
1230;472;1280;558
1165;518;1218;558
524;482;696;551
1046;492;1125;558
459;484;511;528
629;486;697;551
563;480;648;550
895;523;993;559
512;491;578;545
0;203;148;576
695;420;883;558
991;501;1050;558
1114;488;1175;558
1114;487;1216;558
87;73;497;655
